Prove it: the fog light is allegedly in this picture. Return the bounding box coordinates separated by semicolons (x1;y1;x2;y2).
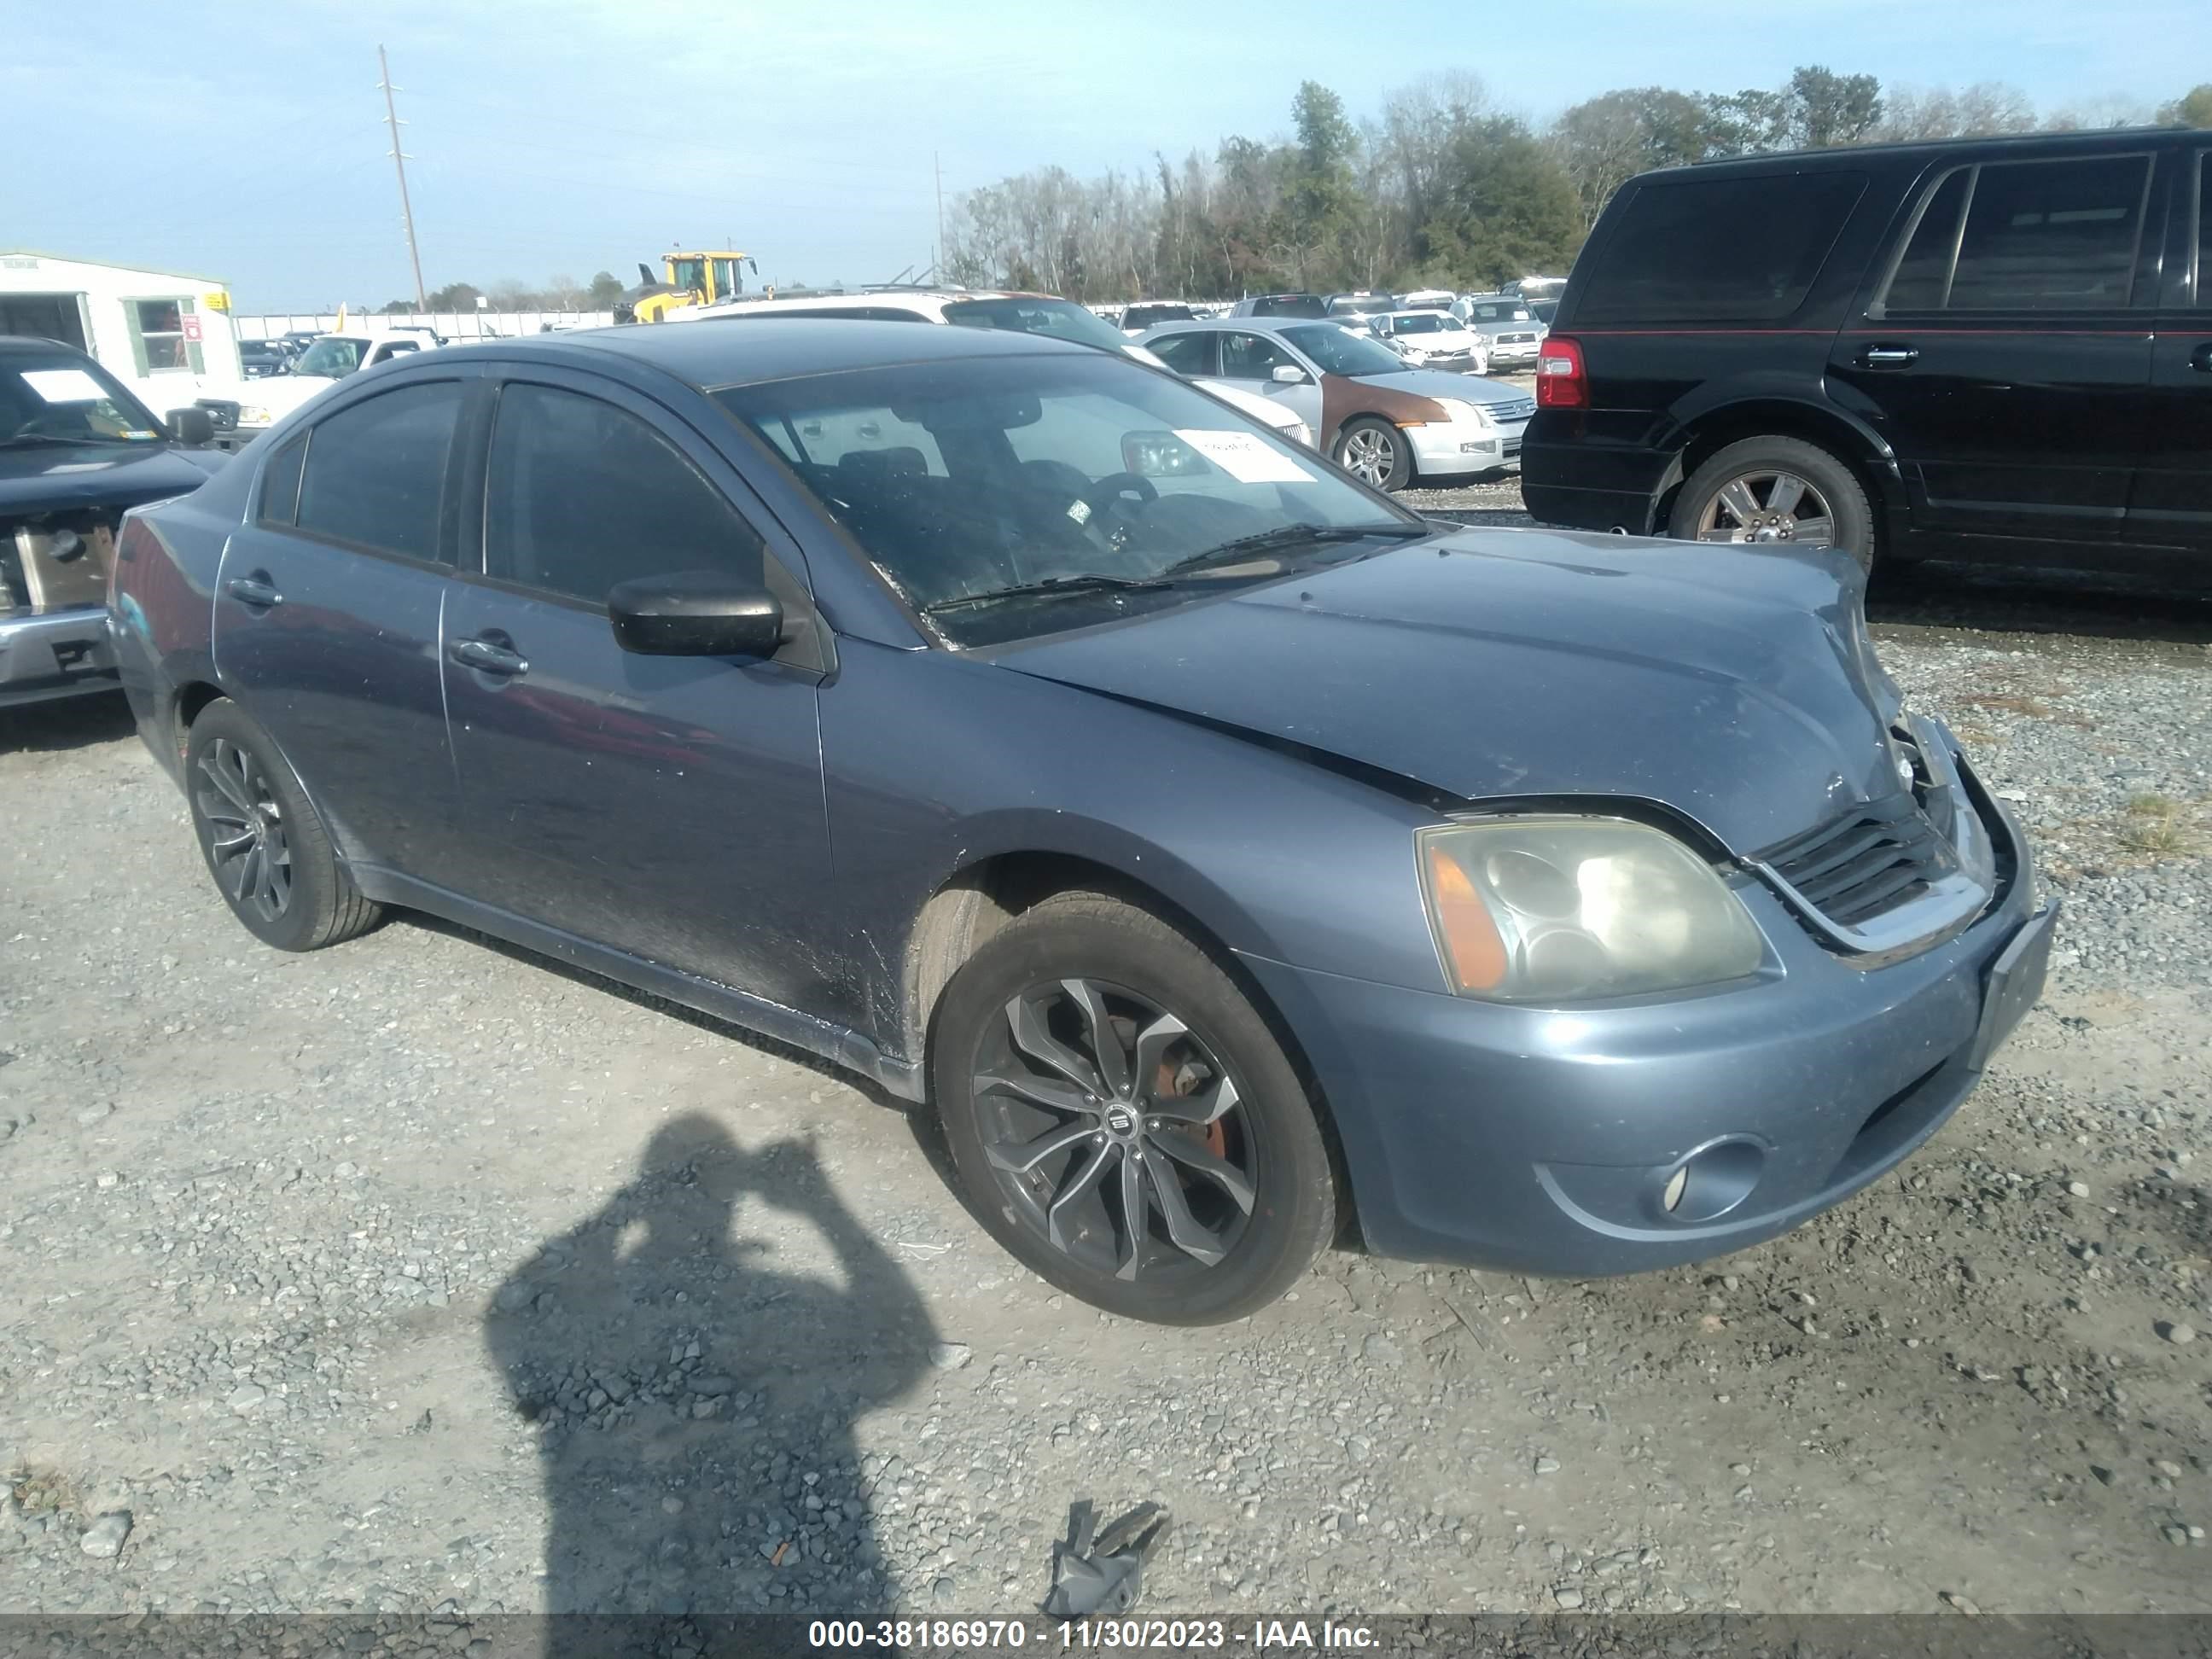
1657;1139;1766;1223
1662;1166;1688;1213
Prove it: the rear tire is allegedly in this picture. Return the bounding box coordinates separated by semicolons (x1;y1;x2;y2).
185;699;381;952
1668;435;1876;572
930;891;1336;1324
1334;417;1412;492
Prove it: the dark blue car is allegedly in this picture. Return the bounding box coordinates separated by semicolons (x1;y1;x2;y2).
110;320;2054;1324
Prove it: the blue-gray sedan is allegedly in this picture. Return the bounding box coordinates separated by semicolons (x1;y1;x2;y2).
110;320;2054;1325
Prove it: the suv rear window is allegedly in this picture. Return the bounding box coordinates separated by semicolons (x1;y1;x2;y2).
1880;154;2152;312
1252;295;1326;317
1576;172;1867;324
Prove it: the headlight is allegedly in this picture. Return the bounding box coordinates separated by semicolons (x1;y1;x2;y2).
1426;398;1493;428
1417;818;1763;1002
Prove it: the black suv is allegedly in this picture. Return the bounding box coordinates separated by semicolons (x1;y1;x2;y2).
1523;130;2212;582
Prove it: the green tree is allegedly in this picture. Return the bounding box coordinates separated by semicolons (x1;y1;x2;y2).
1419;118;1583;288
1277;82;1361;288
2159;84;2212;126
1552;86;1714;226
587;271;625;306
426;281;483;311
1785;66;1883;147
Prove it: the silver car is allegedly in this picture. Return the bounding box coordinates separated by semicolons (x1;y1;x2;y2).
1453;295;1548;370
1138;316;1533;489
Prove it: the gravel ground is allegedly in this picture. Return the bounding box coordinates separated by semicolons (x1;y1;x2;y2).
3;489;2209;1625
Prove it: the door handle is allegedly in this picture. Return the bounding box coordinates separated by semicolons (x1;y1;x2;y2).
1860;345;1920;369
225;573;282;608
2191;343;2212;373
448;636;529;677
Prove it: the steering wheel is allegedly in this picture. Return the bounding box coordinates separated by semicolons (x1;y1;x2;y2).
1078;472;1159;556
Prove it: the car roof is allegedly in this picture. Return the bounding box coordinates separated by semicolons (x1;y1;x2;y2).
683;288;1067;323
0;334;97;358
1667;125;2193;181
1382;309;1456;320
457;317;1094;389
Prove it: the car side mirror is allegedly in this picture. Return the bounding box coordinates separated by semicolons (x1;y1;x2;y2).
1271;364;1307;384
607;572;785;657
167;406;215;447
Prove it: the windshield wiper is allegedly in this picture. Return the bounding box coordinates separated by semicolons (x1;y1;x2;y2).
922;573;1175;614
1160;521;1429;577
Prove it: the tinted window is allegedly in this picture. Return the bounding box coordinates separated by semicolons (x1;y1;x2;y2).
1882;168;1972;311
259;436;306;525
1147;331;1218;375
943;297;1132;350
1252;294;1327;317
295;382;461;560
1576;172;1867;323
1220;332;1295;380
1948;156;2150;310
484;383;765;604
1122;304;1196;330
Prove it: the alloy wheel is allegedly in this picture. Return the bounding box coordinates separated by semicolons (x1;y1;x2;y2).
971;978;1257;1283
194;738;293;923
1693;470;1837;547
1339;427;1398;486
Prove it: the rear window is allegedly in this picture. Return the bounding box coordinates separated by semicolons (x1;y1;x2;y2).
1122;304;1196;329
1576;172;1868;323
1251;294;1326;317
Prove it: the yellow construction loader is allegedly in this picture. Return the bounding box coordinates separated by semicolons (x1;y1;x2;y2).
614;250;758;323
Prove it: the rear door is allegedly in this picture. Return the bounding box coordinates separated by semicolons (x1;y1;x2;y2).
437;365;835;1010
211;373;469;876
2136;142;2212;563
1831;150;2159;550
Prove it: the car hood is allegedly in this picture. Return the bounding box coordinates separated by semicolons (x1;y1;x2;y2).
995;528;1901;855
0;441;224;515
1356;367;1528;407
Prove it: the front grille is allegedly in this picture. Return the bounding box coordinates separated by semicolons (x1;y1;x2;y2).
1488;395;1535;423
1762;793;1956;928
1495;333;1538;346
1502;434;1522;458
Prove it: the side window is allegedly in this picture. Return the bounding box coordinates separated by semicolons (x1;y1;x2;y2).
295;381;462;561
1220;333;1293;380
1575;172;1868;323
1947;156;2151;310
1148;331;1218;376
1881;168;1972;311
259;434;306;525
375;340;420;364
483;382;766;605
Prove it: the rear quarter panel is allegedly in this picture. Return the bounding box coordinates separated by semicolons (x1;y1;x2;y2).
111;446;259;779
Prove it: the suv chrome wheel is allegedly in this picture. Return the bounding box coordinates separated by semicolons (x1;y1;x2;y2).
972;977;1256;1284
1692;470;1837;547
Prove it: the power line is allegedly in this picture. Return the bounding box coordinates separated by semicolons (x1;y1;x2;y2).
378;45;428;309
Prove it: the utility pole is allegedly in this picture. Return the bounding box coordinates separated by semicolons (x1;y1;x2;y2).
378;45;428;310
934;152;946;285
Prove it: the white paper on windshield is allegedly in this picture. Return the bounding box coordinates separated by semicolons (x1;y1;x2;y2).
21;369;108;405
1172;428;1316;485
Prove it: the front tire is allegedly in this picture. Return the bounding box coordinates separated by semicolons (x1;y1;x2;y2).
930;893;1336;1324
185;699;382;952
1334;416;1412;492
1668;435;1875;570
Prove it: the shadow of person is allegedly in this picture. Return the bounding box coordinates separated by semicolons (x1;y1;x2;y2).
486;1115;939;1653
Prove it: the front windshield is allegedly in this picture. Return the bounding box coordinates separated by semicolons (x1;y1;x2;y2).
0;355;165;445
294;337;370;378
1279;323;1410;376
1391;313;1449;334
717;354;1421;648
943;298;1130;352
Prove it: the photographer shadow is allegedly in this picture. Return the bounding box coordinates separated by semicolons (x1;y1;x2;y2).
486;1115;939;1651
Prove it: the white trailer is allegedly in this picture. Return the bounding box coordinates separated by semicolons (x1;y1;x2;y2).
0;251;251;438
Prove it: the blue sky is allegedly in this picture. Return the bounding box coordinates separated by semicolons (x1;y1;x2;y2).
8;0;2208;309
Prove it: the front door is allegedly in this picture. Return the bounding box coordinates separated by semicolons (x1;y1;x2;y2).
2135;144;2212;566
438;369;834;1012
1830;151;2158;552
211;376;467;875
1214;330;1324;434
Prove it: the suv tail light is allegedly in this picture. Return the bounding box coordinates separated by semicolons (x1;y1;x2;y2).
1535;335;1586;408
